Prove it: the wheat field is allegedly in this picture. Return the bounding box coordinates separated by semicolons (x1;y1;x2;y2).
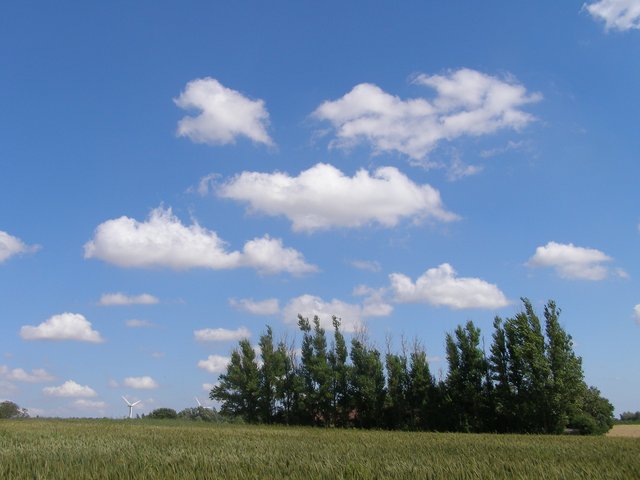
1;419;639;479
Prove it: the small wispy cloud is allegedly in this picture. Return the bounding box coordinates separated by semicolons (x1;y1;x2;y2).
125;319;156;328
350;260;382;273
229;298;280;315
99;293;159;306
123;376;158;390
194;326;251;342
1;366;55;383
584;0;640;32
0;231;40;263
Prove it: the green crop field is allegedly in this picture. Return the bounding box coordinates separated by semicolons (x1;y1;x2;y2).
1;419;639;479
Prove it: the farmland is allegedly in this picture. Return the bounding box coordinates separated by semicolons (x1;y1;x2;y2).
1;419;639;479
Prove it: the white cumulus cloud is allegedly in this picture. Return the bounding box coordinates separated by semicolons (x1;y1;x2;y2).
389;263;509;310
633;304;640;324
20;313;104;343
0;231;39;263
527;241;613;280
84;207;315;275
585;0;640;31
43;380;97;397
353;285;395;317
175;77;273;146
241;236;318;275
99;293;159;306
194;327;251;342
313;69;541;161
123;376;158;390
218;163;458;232
229;298;280;315
197;355;230;374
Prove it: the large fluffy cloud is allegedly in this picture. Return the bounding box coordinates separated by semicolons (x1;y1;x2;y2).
43;380;97;397
123;376;158;390
585;0;640;31
282;293;392;333
20;313;104;343
84;207;316;275
0;231;39;263
313;69;541;160
389;263;509;310
218;163;458;232
527;242;613;280
194;327;251;342
98;293;159;306
175;77;273;146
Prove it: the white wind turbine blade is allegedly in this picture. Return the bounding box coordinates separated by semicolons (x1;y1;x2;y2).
195;397;202;407
131;400;141;406
122;396;132;406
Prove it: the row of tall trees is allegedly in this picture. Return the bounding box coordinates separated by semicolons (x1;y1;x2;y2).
211;299;613;434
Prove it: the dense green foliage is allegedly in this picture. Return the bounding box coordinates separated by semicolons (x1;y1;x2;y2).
0;401;28;419
145;407;178;419
212;299;614;434
1;419;638;479
176;406;222;422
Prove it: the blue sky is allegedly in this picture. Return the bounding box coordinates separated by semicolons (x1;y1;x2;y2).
1;1;639;418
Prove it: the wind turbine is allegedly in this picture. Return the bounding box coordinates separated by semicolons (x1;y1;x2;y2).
122;396;141;419
195;397;213;410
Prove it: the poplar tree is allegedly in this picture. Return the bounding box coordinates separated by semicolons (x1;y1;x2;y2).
328;316;351;426
406;342;435;430
297;315;332;425
501;299;551;432
445;321;488;432
489;316;516;432
350;338;386;428
258;326;288;423
544;301;584;433
211;338;260;422
384;350;409;430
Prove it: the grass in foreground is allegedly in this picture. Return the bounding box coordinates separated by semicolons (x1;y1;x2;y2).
1;419;639;479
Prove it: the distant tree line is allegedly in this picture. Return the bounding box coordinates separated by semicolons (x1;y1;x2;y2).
619;411;640;422
211;299;614;435
143;406;222;422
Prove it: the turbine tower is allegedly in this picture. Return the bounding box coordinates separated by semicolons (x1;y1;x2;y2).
195;397;213;410
122;396;141;419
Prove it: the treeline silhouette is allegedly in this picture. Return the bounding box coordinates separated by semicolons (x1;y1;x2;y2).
211;299;614;434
